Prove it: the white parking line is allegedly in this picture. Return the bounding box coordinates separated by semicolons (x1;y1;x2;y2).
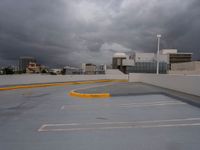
38;117;200;132
120;102;186;108
60;101;186;110
60;105;65;110
119;101;184;106
38;123;200;132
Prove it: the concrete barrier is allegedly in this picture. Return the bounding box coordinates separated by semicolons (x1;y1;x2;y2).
106;74;128;80
0;74;128;86
129;73;200;97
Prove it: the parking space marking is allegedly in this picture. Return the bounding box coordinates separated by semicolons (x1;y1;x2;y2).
38;117;200;132
120;101;186;108
39;123;200;132
60;105;65;110
60;101;186;110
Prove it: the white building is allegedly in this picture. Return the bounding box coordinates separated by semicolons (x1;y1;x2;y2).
96;64;107;74
81;63;96;74
134;53;155;62
49;69;62;75
112;53;128;73
133;52;168;63
63;66;82;75
122;59;135;66
112;49;192;74
160;49;178;54
112;52;169;74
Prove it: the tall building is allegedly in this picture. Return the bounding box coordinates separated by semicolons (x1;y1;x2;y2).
19;57;36;72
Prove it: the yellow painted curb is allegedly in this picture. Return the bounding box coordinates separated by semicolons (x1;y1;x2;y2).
69;91;111;98
0;79;128;91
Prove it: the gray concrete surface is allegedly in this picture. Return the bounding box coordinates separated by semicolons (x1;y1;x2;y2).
129;74;200;97
77;82;200;107
0;82;200;150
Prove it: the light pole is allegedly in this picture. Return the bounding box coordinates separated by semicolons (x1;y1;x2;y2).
156;34;161;74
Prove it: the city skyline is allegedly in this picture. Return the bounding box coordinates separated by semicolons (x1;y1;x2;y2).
0;0;200;67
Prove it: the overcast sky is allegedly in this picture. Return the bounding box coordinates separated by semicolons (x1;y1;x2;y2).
0;0;200;67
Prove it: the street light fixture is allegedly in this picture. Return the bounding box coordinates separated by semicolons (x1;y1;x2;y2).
156;34;161;74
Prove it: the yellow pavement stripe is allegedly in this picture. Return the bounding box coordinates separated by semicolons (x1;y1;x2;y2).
68;82;116;98
69;91;111;98
0;79;128;91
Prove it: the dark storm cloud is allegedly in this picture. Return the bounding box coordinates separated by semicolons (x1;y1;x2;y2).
0;0;200;67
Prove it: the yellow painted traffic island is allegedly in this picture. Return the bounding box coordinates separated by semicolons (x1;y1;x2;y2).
69;90;111;98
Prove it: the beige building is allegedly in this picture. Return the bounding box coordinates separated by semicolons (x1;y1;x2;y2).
160;49;192;69
26;62;41;74
19;57;36;72
82;63;96;74
169;61;200;75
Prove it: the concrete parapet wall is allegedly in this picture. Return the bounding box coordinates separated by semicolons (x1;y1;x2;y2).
129;73;200;97
105;69;124;75
0;74;128;86
171;61;200;71
169;70;200;75
106;74;128;80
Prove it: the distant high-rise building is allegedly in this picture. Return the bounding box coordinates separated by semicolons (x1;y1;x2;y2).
19;57;36;72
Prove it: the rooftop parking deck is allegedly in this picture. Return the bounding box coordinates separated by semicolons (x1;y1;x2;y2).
0;81;200;150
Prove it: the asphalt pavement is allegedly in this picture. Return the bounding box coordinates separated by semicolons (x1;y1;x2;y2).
0;82;200;150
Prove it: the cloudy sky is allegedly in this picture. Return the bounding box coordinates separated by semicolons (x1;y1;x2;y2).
0;0;200;67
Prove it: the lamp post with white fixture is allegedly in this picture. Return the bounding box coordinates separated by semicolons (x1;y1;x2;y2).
156;34;161;74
